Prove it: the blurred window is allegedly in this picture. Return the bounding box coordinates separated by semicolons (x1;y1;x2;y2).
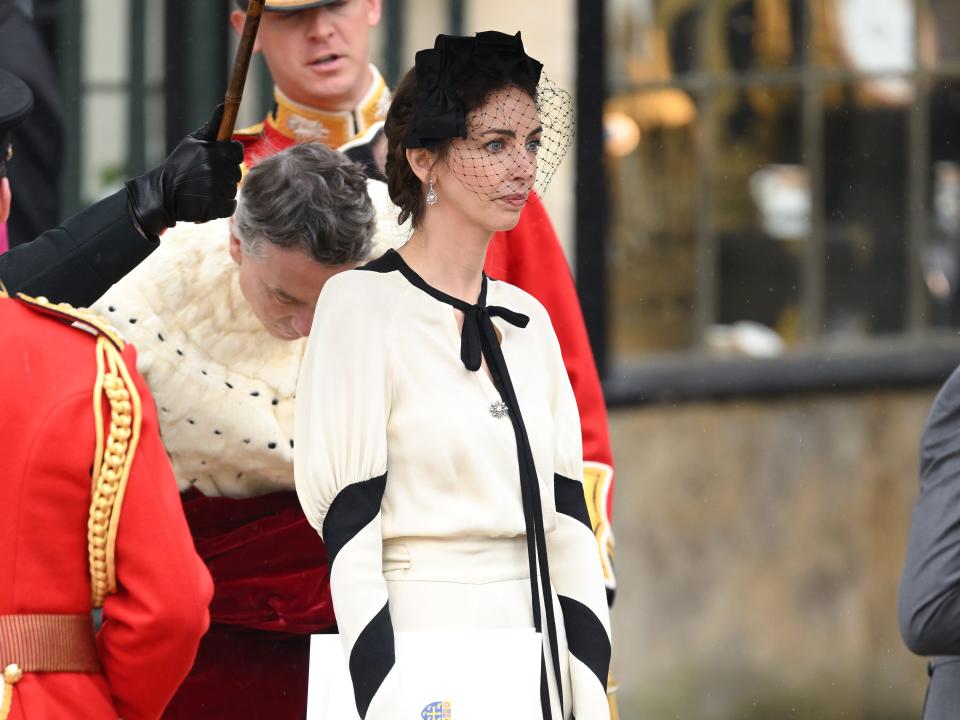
604;0;960;384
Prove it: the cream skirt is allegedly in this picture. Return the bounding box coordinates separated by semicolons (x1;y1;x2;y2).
382;536;571;720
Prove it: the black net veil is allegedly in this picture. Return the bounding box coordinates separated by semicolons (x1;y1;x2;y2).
403;31;574;200
450;73;574;199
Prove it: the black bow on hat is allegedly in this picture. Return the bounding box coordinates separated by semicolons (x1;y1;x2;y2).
403;31;544;151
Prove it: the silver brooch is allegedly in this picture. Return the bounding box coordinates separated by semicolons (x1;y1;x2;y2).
489;400;509;419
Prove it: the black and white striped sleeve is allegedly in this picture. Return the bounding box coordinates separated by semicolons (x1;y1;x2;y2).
544;321;612;719
294;273;397;718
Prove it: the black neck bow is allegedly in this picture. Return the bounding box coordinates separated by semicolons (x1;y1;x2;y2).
362;248;566;719
403;31;544;151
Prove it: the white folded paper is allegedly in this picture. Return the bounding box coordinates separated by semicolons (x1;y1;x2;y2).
307;628;541;719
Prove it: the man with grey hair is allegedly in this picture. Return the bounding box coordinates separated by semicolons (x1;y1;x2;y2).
229;141;375;339
92;141;377;498
88;142;396;719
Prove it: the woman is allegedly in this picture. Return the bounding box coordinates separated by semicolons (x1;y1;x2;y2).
294;31;611;719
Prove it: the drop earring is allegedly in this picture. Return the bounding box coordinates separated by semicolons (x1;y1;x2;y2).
426;179;438;206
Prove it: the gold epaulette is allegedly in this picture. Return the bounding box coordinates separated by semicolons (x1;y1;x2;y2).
14;293;125;350
12;294;138;608
87;333;142;608
0;292;139;618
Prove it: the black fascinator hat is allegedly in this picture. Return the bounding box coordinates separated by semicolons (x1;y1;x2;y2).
403;31;543;151
400;31;574;198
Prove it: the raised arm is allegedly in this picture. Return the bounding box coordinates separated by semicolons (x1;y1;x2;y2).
0;190;158;307
0;105;241;307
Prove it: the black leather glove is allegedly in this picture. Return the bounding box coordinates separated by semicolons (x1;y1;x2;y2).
124;104;243;238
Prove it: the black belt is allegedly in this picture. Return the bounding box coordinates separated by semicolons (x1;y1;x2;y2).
0;613;101;673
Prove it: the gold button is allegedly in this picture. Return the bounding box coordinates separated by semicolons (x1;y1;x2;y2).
3;663;22;684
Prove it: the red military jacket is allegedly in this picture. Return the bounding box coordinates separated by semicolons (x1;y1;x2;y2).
0;294;213;720
236;78;616;578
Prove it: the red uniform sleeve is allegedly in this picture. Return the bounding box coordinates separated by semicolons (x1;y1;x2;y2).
486;192;617;600
96;345;214;720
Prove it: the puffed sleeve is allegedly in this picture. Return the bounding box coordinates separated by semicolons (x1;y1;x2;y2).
541;315;612;719
294;271;398;719
97;344;213;720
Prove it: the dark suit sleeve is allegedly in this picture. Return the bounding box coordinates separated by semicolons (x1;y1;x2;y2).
0;190;159;307
899;365;960;656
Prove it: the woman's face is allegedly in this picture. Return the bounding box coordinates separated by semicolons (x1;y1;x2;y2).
435;85;542;233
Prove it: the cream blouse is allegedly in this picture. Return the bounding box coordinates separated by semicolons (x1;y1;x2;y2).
294;249;611;719
294;259;579;539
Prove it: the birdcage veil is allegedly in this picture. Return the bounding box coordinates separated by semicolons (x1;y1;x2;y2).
402;31;574;200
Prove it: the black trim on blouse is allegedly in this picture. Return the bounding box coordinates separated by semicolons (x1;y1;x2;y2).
323;473;388;567
557;595;611;691
362;249;563;720
349;601;396;718
555;473;593;533
360;249;529;371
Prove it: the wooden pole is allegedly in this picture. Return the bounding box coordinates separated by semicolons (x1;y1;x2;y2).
217;0;267;141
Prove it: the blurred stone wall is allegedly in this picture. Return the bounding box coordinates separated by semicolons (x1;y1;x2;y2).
609;387;939;719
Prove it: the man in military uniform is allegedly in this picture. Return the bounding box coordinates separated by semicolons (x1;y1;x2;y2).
0;69;243;308
0;70;215;720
